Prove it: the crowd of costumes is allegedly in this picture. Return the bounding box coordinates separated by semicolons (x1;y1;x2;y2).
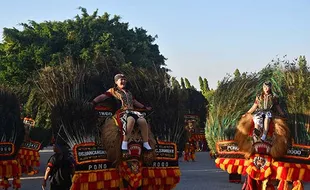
0;74;181;190
1;77;309;190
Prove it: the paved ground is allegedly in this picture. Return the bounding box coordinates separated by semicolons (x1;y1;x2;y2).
7;149;310;190
176;153;241;190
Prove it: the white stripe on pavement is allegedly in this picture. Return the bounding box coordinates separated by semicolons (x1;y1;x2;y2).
7;176;44;181
39;150;53;153
21;176;44;180
181;169;225;172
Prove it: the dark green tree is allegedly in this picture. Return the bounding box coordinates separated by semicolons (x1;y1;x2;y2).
184;78;191;89
180;77;185;89
234;69;241;78
241;72;247;79
0;7;166;85
199;76;204;91
171;77;181;89
203;78;210;91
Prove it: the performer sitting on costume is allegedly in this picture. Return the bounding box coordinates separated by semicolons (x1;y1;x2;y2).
92;74;153;153
243;81;285;141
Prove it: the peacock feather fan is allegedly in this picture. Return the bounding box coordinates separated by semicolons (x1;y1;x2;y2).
35;61;99;149
51;99;98;148
0;86;25;160
206;58;310;154
205;66;288;154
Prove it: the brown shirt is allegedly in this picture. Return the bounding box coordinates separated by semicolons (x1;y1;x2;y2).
254;93;279;111
105;87;135;110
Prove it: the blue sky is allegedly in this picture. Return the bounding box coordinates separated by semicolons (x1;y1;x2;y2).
1;0;309;89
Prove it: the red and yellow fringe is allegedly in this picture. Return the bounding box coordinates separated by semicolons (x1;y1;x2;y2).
215;158;246;174
216;156;310;187
71;163;181;190
0;160;21;189
119;161;143;189
277;180;304;190
272;162;310;182
141;167;181;190
17;148;40;173
0;160;21;177
0;177;21;189
244;154;272;181
71;169;120;190
277;180;289;190
292;180;304;190
183;151;195;161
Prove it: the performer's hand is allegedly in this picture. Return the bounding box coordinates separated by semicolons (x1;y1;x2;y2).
145;106;152;111
280;113;287;118
242;112;250;117
42;180;46;189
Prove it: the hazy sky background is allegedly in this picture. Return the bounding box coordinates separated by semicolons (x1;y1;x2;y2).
1;0;309;89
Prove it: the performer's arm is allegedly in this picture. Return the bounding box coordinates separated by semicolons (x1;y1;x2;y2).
247;96;259;114
92;89;113;104
276;105;285;116
274;96;285;116
242;97;258;117
133;99;145;108
43;166;51;182
247;103;258;114
133;99;152;110
42;157;54;189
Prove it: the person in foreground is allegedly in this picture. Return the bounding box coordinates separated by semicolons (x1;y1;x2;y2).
42;143;75;190
243;81;285;141
92;74;153;154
